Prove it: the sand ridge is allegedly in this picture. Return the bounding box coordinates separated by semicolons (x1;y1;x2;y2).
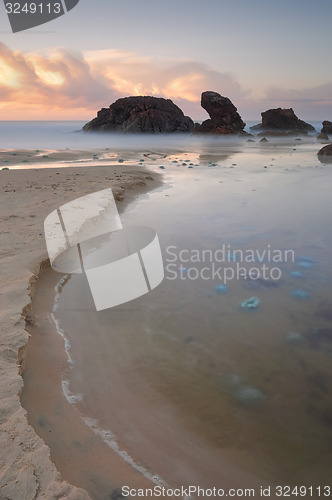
0;158;162;499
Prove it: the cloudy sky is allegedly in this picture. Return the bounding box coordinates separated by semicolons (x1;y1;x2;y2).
0;0;331;120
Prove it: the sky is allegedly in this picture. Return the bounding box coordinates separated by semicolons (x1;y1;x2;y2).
0;0;332;121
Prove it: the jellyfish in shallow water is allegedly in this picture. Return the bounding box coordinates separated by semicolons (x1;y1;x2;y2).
286;332;303;344
291;289;311;300
296;255;315;269
297;261;314;269
290;271;303;279
298;255;315;263
235;386;265;405
241;296;260;309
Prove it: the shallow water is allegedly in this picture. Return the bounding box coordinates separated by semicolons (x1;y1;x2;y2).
51;141;332;487
22;136;332;498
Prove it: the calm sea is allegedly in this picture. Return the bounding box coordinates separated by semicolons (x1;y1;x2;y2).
0;120;323;150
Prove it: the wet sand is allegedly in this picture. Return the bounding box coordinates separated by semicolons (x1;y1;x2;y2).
0;156;161;499
20;270;160;499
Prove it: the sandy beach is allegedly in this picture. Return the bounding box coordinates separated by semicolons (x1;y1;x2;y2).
0;154;162;499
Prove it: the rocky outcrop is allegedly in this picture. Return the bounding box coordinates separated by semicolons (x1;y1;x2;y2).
194;91;246;135
321;120;332;135
317;144;332;156
317;133;329;141
83;96;194;133
257;130;300;137
251;108;315;134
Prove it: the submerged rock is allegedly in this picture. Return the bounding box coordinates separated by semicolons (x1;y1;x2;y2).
321;120;332;135
83;96;194;133
251;108;315;134
194;91;246;135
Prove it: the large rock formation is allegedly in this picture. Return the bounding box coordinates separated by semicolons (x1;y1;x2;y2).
194;91;246;134
321;120;332;135
251;108;315;134
83;96;194;133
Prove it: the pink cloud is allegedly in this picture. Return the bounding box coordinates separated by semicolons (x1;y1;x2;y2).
0;43;248;120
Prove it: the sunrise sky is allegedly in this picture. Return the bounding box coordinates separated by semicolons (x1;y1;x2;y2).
0;0;331;121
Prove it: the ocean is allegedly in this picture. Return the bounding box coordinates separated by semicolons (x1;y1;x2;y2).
0;120;323;150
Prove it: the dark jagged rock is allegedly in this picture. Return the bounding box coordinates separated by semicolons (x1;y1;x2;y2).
83;96;194;133
257;130;300;137
321;120;332;135
317;144;332;157
251;108;315;134
194;91;246;135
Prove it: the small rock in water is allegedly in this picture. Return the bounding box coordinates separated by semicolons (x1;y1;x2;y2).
286;332;303;344
291;289;311;300
259;137;268;142
235;386;265;405
159;166;165;169
214;284;229;294
42;155;49;159
118;159;124;163
1;167;9;170
241;296;260;309
111;488;127;500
